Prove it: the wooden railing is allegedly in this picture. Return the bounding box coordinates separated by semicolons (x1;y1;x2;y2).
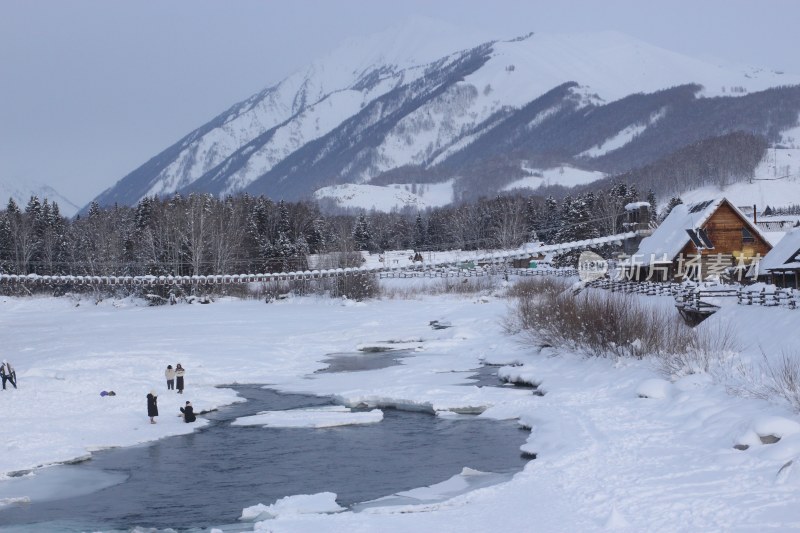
585;279;799;311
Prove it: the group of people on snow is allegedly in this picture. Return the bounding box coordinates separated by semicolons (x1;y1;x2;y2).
146;363;195;424
1;356;197;426
164;363;186;393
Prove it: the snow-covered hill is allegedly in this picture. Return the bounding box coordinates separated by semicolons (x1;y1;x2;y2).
314;180;455;211
682;126;800;210
90;21;800;212
0;180;80;218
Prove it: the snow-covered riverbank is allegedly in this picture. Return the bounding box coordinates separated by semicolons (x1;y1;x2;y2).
1;289;800;531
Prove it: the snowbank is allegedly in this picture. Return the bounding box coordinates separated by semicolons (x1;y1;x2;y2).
2;290;800;531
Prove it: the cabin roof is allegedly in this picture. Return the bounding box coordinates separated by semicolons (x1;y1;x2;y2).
758;227;800;271
634;199;721;265
633;198;770;266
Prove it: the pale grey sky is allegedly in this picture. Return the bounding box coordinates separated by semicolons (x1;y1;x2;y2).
2;0;799;206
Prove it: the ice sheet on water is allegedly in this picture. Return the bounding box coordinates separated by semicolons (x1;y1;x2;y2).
241;491;345;521
231;405;384;428
352;467;514;511
0;465;127;507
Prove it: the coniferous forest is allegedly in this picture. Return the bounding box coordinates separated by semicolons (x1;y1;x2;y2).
0;184;654;283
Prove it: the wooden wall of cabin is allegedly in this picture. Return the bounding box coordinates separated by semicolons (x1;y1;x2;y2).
672;201;772;281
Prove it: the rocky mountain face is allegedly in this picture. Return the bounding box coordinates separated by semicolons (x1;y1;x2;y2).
89;25;800;212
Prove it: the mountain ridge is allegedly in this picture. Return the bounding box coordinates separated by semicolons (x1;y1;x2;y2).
0;180;80;218
86;25;800;213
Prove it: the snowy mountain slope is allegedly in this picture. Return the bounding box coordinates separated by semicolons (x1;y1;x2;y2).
0;180;80;218
313;180;454;211
682;146;800;209
91;19;488;209
89;24;800;211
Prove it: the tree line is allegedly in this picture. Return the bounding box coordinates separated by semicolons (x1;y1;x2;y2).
0;184;660;279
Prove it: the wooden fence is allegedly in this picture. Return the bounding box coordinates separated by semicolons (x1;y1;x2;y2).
585;278;799;311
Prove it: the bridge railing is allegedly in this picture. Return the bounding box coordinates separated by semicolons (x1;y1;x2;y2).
0;231;638;288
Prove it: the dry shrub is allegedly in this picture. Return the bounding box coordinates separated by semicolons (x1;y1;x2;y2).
724;349;800;412
506;277;569;300
507;278;736;362
381;276;500;299
656;319;740;376
758;351;800;412
334;272;381;301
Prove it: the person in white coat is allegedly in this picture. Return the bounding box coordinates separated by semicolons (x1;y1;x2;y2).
165;365;176;390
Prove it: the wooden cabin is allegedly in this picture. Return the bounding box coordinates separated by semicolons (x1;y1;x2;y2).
625;198;772;282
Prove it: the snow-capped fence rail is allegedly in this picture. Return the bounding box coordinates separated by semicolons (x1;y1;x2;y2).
586;278;799;311
585;278;681;297
738;286;799;309
509;267;578;278
674;286;739;314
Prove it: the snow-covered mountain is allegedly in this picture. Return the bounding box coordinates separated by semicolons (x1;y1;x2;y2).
0;180;80;218
90;22;800;212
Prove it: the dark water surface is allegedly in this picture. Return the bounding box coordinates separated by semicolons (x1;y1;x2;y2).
315;349;411;373
0;384;528;532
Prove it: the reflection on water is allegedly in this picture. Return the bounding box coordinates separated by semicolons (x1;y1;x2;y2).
0;386;528;532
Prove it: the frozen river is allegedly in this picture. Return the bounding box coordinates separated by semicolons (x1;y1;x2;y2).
0;382;529;531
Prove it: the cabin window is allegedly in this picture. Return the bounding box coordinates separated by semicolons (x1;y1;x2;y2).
741;227;754;243
696;228;714;249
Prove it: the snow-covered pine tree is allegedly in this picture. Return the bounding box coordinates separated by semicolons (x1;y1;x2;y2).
425;210;449;250
0;203;14;273
525;197;540;243
537;195;559;244
413;213;426;249
245;197;273;271
265;232;295;273
306;219;327;255
660;197;683;222
553;194;599;268
646;190;658;223
352;213;373;252
277;200;291;237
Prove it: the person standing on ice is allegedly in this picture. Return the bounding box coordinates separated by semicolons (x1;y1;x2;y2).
165;365;175;390
147;390;159;424
180;401;196;423
1;360;17;390
175;363;185;394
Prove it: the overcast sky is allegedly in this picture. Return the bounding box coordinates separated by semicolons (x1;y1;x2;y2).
2;0;800;207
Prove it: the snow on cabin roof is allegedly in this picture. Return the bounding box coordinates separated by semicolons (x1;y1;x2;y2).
761;231;787;247
633;199;722;265
633;198;773;266
625;201;651;211
758;227;800;271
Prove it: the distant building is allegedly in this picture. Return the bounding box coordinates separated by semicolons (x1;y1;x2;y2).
379;250;417;268
622;201;653;255
306;251;367;270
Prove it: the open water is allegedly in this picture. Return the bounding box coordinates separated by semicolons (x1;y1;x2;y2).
0;365;528;532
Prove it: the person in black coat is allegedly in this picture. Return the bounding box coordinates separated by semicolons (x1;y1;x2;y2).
1;360;17;390
147;390;158;424
180;400;196;423
175;363;185;394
